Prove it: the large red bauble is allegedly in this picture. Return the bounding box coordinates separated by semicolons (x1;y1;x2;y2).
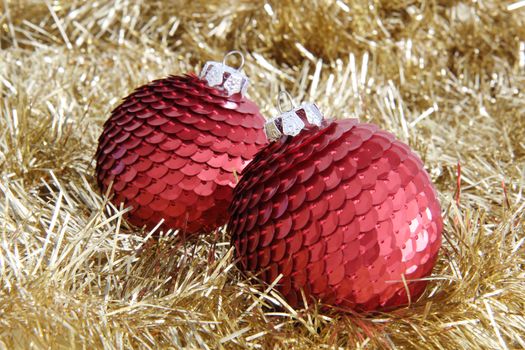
95;73;267;234
229;119;442;311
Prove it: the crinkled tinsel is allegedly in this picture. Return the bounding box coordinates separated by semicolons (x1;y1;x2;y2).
1;0;524;349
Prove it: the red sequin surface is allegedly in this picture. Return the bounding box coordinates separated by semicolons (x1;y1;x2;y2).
95;74;267;234
229;119;442;311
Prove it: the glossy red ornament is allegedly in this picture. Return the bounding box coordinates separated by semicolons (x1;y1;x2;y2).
95;55;267;234
229;109;442;311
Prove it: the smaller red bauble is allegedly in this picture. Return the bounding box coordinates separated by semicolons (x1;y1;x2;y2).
229;102;442;311
95;53;268;234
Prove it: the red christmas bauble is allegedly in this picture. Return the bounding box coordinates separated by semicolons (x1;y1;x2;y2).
95;59;267;234
229;108;442;311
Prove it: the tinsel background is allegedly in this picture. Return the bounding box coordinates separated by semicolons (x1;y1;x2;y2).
1;0;525;349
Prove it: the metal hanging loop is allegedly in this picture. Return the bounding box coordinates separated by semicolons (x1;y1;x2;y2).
223;51;245;71
277;90;296;113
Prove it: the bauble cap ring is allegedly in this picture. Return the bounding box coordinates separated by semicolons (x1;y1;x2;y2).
264;91;324;141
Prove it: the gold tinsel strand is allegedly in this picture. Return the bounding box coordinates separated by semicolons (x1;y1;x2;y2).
1;0;525;348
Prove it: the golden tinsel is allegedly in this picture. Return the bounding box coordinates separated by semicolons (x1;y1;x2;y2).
1;0;525;348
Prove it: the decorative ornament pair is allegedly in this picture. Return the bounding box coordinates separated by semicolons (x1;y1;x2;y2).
95;52;443;312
